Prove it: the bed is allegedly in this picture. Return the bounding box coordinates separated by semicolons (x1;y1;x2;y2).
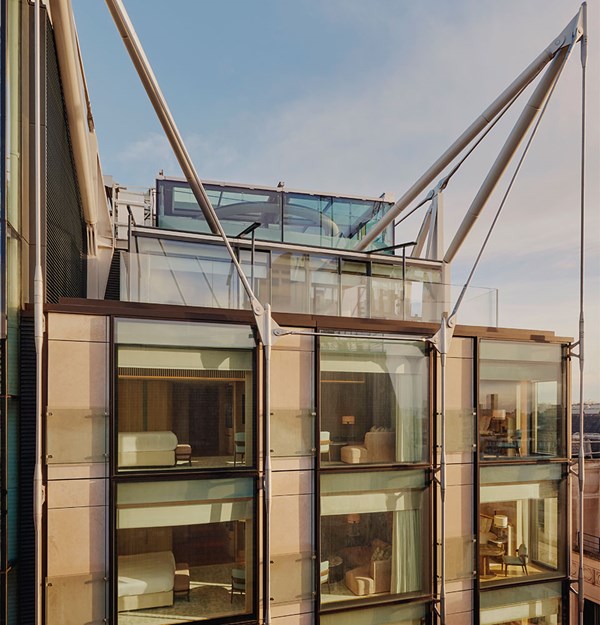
118;550;176;612
118;431;178;468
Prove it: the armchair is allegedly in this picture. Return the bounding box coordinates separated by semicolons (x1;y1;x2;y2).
342;539;393;596
340;430;395;464
502;543;528;576
345;558;391;596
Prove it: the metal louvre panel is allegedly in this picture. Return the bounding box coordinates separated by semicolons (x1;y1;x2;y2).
118;367;248;380
45;16;86;304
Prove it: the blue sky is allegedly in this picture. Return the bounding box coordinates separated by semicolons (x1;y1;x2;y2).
71;0;599;399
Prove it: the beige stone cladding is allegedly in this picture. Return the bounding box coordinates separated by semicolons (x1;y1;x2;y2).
45;313;109;625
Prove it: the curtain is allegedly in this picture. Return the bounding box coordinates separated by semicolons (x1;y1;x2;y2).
390;508;421;594
387;356;425;463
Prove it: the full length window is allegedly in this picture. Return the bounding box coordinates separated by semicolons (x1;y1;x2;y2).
479;341;566;461
320;601;428;625
115;319;255;472
480;581;563;624
320;337;428;465
479;464;566;586
116;478;255;623
320;470;429;606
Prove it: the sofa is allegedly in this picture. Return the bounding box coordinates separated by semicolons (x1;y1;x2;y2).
340;430;395;464
342;539;392;596
118;431;178;468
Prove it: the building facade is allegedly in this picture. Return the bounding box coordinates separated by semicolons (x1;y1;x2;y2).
1;2;576;625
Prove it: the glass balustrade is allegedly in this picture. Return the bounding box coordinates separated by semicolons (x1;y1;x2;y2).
120;239;498;326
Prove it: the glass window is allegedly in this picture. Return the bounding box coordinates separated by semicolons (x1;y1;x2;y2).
283;193;394;251
320;470;429;606
310;255;340;316
479;341;566;460
480;581;563;624
125;240;248;310
156;180;397;250
116;478;255;622
115;319;255;471
479;465;566;586
320;336;429;465
157;179;283;242
321;601;428;625
340;261;368;318
271;251;310;314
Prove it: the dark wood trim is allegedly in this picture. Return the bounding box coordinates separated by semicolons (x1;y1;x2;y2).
38;299;571;344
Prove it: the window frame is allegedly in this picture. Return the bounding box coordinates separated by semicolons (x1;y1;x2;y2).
109;315;261;625
477;339;569;464
111;317;260;477
316;334;433;471
315;332;434;618
317;467;433;613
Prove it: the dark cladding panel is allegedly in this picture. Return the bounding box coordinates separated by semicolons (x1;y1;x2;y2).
17;318;35;625
45;16;86;303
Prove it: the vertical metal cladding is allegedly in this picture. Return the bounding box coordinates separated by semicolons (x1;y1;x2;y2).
104;251;120;300
17;317;35;625
45;15;86;303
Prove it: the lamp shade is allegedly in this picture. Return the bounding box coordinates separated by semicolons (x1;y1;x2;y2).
492;409;506;420
493;514;508;529
346;514;360;524
341;415;356;425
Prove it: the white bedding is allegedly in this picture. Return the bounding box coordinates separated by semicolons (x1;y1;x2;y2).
119;431;178;453
118;551;175;597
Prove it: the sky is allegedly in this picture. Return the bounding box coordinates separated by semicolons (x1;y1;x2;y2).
71;0;599;400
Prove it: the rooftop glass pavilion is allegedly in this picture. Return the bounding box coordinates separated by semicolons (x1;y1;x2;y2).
155;178;396;252
119;178;498;326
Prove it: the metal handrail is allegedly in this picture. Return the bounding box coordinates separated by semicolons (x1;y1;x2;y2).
575;533;600;558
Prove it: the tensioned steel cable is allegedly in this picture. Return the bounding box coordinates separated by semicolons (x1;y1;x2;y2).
395;82;529;230
450;38;576;321
577;8;587;624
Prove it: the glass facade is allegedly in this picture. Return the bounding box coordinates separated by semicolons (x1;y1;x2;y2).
156;178;395;253
115;319;255;472
318;334;431;620
320;601;429;625
479;464;566;586
479;341;566;461
480;581;563;624
320;470;429;606
109;316;573;623
116;478;255;623
120;235;484;325
477;340;569;623
113;319;259;623
319;336;429;465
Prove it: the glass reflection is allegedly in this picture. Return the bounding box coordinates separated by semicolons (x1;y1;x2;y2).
320;470;429;606
480;581;562;624
479;341;565;461
116;479;254;623
156;178;395;252
115;320;255;471
479;465;565;586
320;336;429;465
